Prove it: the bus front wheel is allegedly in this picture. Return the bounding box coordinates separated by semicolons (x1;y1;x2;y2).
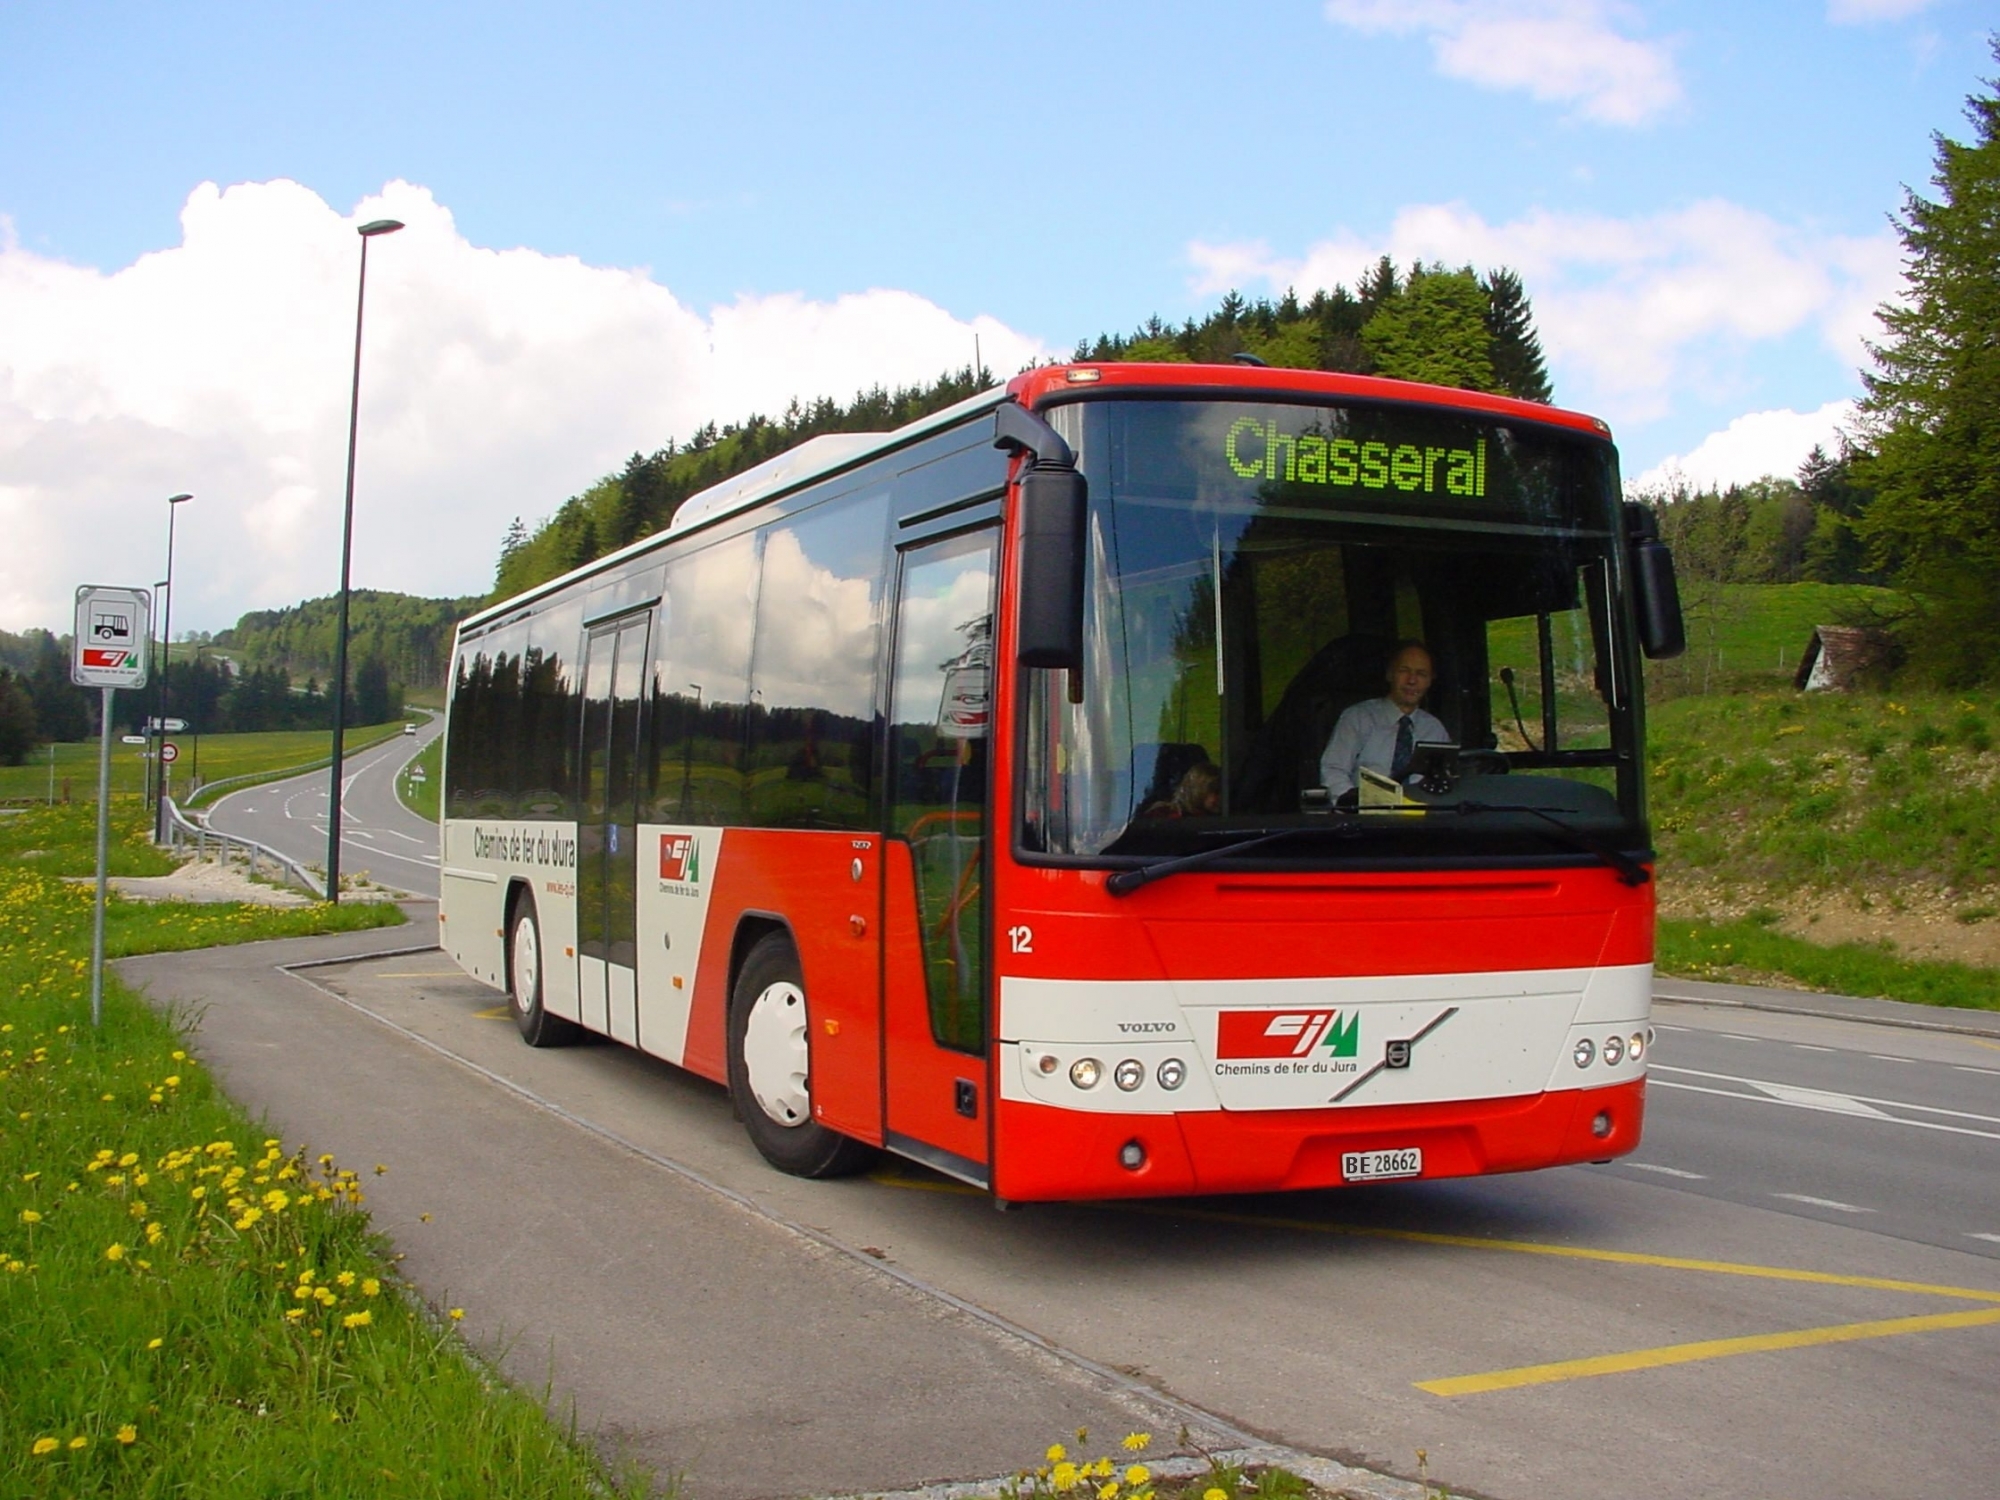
508;890;581;1048
728;933;874;1178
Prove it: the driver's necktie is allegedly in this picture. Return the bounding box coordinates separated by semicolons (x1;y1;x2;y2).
1391;714;1415;780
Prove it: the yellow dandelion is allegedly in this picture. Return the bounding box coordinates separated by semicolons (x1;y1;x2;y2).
165;1075;181;1087
342;1310;372;1329
1052;1461;1080;1491
1125;1466;1151;1486
18;1209;39;1224
1098;1483;1119;1500
172;1050;186;1061
32;1437;59;1456
285;1308;306;1321
116;1425;137;1445
1205;1489;1229;1500
1122;1434;1151;1452
1048;1443;1067;1463
448;1307;464;1320
68;1435;88;1451
105;1242;127;1262
118;1152;138;1168
361;1277;380;1297
147;1337;163;1350
336;1270;357;1287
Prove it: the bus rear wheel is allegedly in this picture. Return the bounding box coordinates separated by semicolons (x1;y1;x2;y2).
728;933;874;1178
508;890;581;1047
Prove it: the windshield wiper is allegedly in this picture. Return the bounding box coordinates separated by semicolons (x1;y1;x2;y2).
1105;824;1362;897
1448;801;1652;887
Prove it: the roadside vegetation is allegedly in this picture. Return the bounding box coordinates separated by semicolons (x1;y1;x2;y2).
397;735;442;825
0;722;407;807
0;802;649;1496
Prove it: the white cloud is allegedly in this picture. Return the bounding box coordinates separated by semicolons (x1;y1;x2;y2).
1324;1;1680;125
1628;400;1857;493
0;179;1049;634
1186;198;1900;426
1827;0;1941;23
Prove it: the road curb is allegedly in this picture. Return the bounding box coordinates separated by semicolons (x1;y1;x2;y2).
817;1446;1439;1500
1654;979;2000;1040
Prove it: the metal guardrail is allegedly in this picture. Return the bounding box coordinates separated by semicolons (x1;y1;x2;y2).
159;796;328;900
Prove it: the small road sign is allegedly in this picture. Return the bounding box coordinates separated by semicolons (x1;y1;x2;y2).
72;586;150;689
121;735;147;745
160;742;180;764
145;717;188;733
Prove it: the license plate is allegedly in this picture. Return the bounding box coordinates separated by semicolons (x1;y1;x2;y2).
1342;1147;1422;1182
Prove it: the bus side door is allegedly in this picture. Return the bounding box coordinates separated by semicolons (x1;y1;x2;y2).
577;613;649;1043
883;531;997;1184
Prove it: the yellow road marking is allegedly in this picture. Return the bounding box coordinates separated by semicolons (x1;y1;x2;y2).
471;1006;512;1020
1130;1204;2000;1304
869;1167;981;1196
1969;1037;2000;1053
1418;1307;2000;1396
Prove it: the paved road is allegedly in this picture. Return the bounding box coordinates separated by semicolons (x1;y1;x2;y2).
204;716;441;897
119;927;2000;1500
1629;1001;2000;1260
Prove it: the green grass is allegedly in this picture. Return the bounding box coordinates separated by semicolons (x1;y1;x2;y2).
0;723;409;807
396;736;442;825
1657;918;2000;1012
1648;581;1899;699
0;806;651;1497
1648;688;2000;890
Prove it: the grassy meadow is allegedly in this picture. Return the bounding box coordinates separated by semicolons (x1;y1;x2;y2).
0;802;651;1495
0;723;410;808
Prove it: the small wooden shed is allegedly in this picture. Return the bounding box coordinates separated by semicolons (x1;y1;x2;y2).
1794;625;1897;691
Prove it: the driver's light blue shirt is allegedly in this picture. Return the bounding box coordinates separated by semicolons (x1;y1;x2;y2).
1320;697;1449;796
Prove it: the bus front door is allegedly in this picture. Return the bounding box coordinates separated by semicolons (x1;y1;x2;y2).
884;532;997;1186
577;614;649;1044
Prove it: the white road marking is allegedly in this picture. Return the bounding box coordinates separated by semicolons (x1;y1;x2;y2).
1969;1233;2000;1246
1625;1162;1707;1180
1651;1069;2000;1142
1954;1066;2000;1077
1774;1193;1873;1214
1750;1081;1892;1119
1791;1044;1834;1053
1869;1054;1918;1064
1720;1034;1758;1043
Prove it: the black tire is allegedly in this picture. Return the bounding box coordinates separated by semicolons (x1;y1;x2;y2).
508;889;581;1047
727;933;875;1178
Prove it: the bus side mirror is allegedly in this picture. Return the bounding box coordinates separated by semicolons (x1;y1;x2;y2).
1623;502;1686;660
1015;464;1087;670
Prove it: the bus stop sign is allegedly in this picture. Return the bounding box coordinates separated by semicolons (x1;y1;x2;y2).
72;585;151;689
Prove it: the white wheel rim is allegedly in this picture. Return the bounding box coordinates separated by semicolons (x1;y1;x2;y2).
742;980;810;1127
511;917;539;1011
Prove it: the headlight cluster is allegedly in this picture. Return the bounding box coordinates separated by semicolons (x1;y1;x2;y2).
1039;1053;1188;1092
1574;1028;1653;1069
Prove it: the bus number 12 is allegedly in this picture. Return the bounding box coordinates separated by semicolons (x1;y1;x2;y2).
1008;925;1034;955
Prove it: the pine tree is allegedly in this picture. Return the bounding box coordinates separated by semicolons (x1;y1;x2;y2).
1361;269;1499;392
1853;37;2000;683
1482;268;1554;403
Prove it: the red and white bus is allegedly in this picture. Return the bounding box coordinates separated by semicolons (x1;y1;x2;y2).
439;362;1684;1202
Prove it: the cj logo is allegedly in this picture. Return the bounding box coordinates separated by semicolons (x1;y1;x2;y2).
1216;1009;1360;1060
659;833;701;883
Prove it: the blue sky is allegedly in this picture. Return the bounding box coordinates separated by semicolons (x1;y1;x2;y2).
1;1;1991;633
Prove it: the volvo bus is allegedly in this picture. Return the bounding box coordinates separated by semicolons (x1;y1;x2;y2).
438;361;1684;1202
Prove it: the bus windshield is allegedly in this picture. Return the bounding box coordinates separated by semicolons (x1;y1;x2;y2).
1020;397;1648;866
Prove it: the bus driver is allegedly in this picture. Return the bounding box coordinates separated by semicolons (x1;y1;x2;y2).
1320;640;1448;799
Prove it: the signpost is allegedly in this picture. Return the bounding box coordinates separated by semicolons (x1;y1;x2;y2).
73;585;150;1029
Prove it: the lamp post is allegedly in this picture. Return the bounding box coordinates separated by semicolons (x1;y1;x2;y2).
325;217;404;904
151;493;193;832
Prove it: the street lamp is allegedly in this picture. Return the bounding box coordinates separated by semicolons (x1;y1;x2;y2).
325;217;403;904
151;493;193;830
